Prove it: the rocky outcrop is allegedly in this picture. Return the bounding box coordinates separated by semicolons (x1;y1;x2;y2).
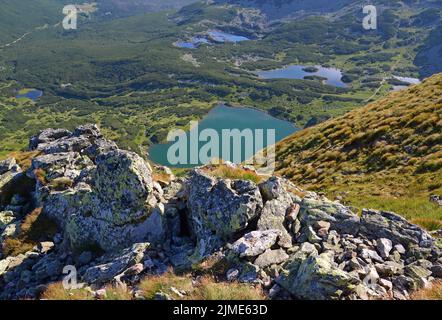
186;169;263;260
26;125;166;252
0;124;441;300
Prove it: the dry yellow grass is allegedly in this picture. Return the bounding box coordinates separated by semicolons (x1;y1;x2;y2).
41;282;94;300
204;165;263;184
2;208;58;256
412;282;442;300
7;151;41;171
138;271;265;300
274;73;442;228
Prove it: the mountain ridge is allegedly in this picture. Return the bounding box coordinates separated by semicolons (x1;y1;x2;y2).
274;73;442;229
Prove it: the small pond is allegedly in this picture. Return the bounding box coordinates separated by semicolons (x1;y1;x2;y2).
16;89;43;100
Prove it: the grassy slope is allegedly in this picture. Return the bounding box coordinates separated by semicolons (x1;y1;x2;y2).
275;73;442;230
0;0;69;43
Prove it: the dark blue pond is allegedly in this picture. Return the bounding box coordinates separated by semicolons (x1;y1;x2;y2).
16;89;43;100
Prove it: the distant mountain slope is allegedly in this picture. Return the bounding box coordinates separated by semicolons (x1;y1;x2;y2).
0;0;197;43
0;0;66;43
96;0;197;17
274;73;442;229
215;0;442;20
214;0;355;19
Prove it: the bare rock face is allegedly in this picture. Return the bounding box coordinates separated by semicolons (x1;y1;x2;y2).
186;169;263;260
0;158;22;197
258;177;299;248
30;125;166;252
360;209;434;248
277;251;362;300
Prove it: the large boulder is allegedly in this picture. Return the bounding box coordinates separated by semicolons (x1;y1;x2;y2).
0;159;22;195
360;210;434;248
231;230;281;258
42;150;164;252
29;124;117;157
82;243;150;284
277;251;361;300
257;178;297;248
186;169;263;260
29;125;165;252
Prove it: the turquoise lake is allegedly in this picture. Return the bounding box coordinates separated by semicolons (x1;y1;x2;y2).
257;65;347;88
148;104;297;168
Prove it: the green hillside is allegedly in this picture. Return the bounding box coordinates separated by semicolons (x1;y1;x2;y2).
275;73;442;230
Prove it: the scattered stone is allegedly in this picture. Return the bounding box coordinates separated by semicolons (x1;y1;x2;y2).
226;268;240;282
37;242;54;254
376;238;393;259
254;249;289;268
1;124;441;301
95;289;107;299
379;278;393;291
394;244;406;255
231;230;280;258
77;251;93;266
305;226;322;244
431;265;442;278
360;248;384;263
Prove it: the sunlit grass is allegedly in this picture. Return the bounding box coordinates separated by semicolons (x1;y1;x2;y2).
412;282;442;300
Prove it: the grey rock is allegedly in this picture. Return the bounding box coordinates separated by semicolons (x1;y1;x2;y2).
258;198;293;248
226;268;240;281
29;128;72;151
83;243;149;284
360;248;384;263
0;211;15;231
254;249;289;268
0;158;17;175
394;244;406;254
431;264;442;278
277;251;361;300
375;261;404;277
41;147;163;252
360;209;434;248
186;169;263;260
231;230;281;258
37;242;54;254
376;238;393;259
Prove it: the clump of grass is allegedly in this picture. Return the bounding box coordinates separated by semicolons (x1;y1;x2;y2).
138;271;265;300
192;255;231;277
2;208;58;256
34;168;47;185
49;177;74;191
138;271;194;300
411;218;442;232
41;283;133;301
7;151;41;171
412;282;442;300
206;165;262;184
101;285;133;300
41;282;94;300
188;277;265;300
